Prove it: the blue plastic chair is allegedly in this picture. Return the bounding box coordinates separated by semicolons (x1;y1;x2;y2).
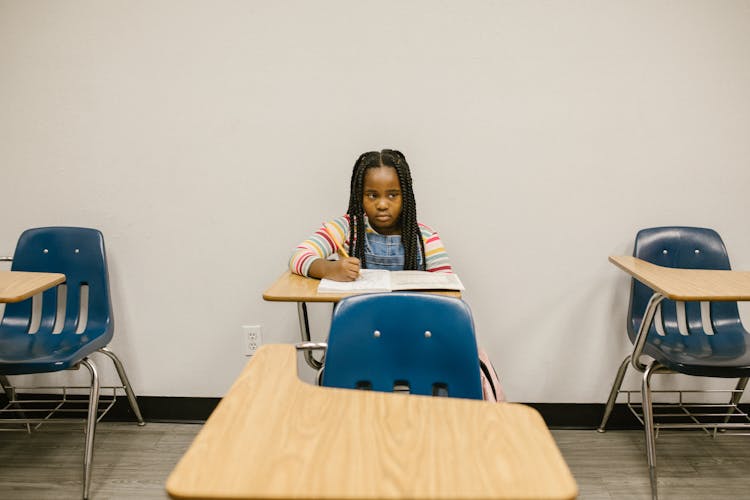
320;292;483;400
0;227;144;500
598;227;750;497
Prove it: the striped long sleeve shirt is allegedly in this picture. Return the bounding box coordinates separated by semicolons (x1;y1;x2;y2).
289;215;453;277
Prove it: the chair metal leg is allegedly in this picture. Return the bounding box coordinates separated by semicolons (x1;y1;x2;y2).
0;374;16;401
598;355;631;432
642;361;661;500
723;377;749;425
81;358;100;500
0;374;31;433
98;347;145;426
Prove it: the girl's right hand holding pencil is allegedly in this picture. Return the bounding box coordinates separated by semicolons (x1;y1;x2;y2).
313;223;361;281
332;257;361;282
308;257;361;282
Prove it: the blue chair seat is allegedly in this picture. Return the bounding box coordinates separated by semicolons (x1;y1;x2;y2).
644;332;750;377
321;292;483;400
627;227;750;378
0;331;110;375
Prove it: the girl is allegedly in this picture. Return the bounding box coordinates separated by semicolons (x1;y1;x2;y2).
289;149;506;402
289;149;452;280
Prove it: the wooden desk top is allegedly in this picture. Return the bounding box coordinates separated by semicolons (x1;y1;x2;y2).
263;271;461;302
0;270;66;303
609;255;750;301
166;345;577;500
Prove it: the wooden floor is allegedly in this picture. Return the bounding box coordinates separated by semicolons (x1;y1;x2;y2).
1;422;750;499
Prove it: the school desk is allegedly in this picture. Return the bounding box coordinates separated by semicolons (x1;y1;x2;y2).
263;271;462;369
609;255;750;302
608;255;750;372
0;270;66;303
165;344;578;500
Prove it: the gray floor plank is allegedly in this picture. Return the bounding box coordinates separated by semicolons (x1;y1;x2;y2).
552;429;750;499
0;422;199;499
2;422;750;498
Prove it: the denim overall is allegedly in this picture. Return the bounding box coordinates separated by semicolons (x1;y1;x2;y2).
364;232;423;270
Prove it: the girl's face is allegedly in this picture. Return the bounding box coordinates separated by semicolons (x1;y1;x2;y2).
362;166;403;235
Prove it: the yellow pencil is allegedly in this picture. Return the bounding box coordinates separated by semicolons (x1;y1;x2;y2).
323;223;350;259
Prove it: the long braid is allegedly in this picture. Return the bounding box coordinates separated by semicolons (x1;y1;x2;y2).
346;149;425;271
347;152;377;267
385;150;425;270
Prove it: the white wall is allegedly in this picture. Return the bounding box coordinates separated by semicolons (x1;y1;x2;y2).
2;0;749;401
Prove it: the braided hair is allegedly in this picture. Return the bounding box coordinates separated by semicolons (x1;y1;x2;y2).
347;149;425;270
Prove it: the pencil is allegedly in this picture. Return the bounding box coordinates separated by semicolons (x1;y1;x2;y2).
323;223;350;259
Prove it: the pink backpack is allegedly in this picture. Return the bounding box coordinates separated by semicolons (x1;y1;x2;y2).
478;347;505;402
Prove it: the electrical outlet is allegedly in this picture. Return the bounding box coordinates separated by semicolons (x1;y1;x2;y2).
242;325;262;356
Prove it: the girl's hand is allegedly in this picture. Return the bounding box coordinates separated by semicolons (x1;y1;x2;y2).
307;257;361;281
328;257;361;281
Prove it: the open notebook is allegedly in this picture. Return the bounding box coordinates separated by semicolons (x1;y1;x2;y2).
317;269;465;293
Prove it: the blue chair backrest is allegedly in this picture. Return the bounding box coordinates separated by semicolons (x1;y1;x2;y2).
628;227;742;352
1;227;113;343
322;292;483;400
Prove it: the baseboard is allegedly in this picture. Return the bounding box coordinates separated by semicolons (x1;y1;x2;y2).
0;394;220;424
112;399;646;428
105;396;222;423
118;400;750;429
3;395;747;429
526;403;641;429
122;396;642;429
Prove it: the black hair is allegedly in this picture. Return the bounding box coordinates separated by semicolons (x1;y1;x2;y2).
346;149;425;270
